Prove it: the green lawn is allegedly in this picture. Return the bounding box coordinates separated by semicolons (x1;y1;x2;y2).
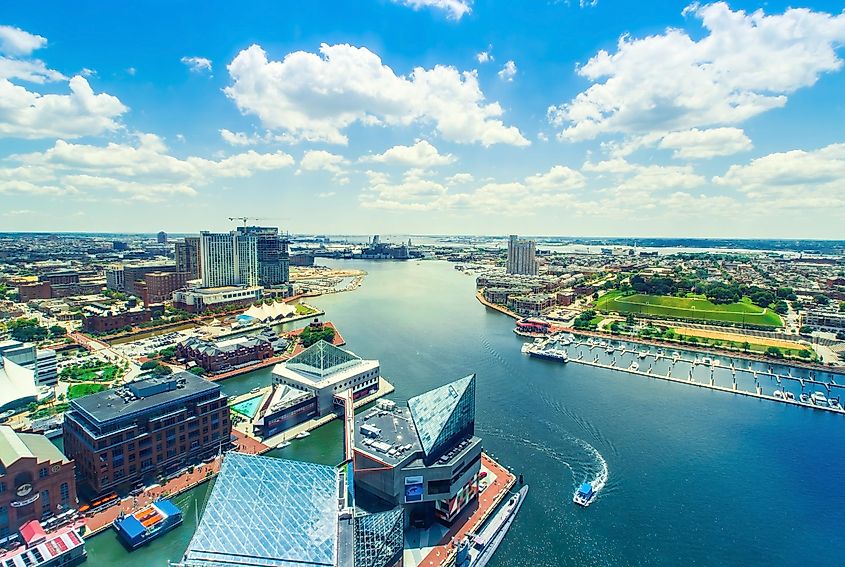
68;383;109;399
294;303;317;315
595;291;783;328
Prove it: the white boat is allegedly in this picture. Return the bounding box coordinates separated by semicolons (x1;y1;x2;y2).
293;431;310;439
638;350;648;359
521;343;532;354
456;485;529;567
701;357;713;366
573;481;597;507
277;441;291;449
605;346;614;354
773;390;784;399
672;351;681;360
629;362;639;371
810;391;828;406
558;334;575;346
828;397;842;410
785;392;795;401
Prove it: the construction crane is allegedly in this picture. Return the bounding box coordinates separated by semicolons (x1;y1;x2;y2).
227;216;285;227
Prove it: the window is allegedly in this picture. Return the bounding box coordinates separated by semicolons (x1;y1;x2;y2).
39;467;49;479
0;483;5;494
60;483;70;506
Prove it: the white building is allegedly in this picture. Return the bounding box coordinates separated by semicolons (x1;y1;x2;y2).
271;341;380;417
506;234;539;276
199;231;259;288
172;286;262;313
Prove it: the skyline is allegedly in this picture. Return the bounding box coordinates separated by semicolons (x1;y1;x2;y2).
1;1;844;237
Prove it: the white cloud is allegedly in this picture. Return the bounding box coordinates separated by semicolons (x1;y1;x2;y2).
181;56;212;73
126;67;136;76
497;60;517;82
476;50;493;64
549;3;845;141
0;57;65;83
446;172;473;184
224;43;528;147
318;191;336;198
0;25;46;56
362;140;455;167
658;127;752;159
391;0;472;20
2;134;293;201
714;143;845;209
219;129;254;146
299;150;348;175
0;75;127;139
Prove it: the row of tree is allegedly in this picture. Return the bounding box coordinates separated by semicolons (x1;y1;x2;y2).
627;274;797;310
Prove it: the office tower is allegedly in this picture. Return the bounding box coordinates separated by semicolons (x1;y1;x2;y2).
199;231;259;288
506;234;539;276
174;236;201;280
236;226;290;286
157;231;167;244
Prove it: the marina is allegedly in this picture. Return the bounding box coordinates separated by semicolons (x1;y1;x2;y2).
524;335;845;414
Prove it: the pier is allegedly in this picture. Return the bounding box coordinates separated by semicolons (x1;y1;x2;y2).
525;337;845;415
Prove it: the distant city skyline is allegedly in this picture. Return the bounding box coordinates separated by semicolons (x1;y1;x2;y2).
1;2;844;237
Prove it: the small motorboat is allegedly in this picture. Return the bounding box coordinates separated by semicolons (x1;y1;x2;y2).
629;362;639;371
810;391;828;406
573;482;596;507
828;397;842;411
294;431;311;439
800;392;811;404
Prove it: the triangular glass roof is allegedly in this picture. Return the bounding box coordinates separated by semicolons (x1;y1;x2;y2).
285;340;361;377
407;374;475;458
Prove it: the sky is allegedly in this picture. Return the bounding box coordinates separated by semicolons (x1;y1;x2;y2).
1;0;844;238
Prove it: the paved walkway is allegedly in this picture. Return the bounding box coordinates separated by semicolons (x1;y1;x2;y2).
82;430;269;537
413;454;515;567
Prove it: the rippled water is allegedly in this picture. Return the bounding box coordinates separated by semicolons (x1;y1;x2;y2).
86;259;845;567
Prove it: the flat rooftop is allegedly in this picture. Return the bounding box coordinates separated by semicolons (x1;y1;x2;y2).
69;372;220;424
353;407;422;466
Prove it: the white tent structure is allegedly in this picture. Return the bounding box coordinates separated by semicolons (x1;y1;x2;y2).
241;302;297;323
0;357;37;412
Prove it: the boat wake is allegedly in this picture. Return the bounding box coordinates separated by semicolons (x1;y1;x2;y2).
574;439;608;504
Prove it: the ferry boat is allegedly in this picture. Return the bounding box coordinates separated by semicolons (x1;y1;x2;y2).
573;482;596;507
455;485;529;567
810;391;828;406
113;498;182;550
529;347;568;362
294;431;311;439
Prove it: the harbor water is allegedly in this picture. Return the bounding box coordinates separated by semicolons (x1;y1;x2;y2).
85;259;845;566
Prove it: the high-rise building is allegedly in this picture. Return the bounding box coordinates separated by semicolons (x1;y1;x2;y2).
199;231;259;288
157;231;167;244
236;226;290;286
506;234;539;276
174;237;201;280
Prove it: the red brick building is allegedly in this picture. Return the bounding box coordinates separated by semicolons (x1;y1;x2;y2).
176;336;273;373
136;271;189;306
0;427;77;542
81;309;151;334
62;373;231;496
17;282;52;303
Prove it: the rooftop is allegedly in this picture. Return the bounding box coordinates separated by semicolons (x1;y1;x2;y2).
0;426;69;473
408;374;476;458
69;372;220;425
353;407;422;466
181;453;339;567
285;340;362;378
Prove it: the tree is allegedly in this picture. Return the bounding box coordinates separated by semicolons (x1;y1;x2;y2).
8;318;48;342
140;360;159;370
772;301;788;315
799;326;814;336
765;346;784;358
49;325;67;338
189;366;206;376
741;341;751;352
814;294;831;306
153;364;173;376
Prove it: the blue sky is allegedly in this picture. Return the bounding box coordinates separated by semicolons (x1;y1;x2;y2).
1;1;844;237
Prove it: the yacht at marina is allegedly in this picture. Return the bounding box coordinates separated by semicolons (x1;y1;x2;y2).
810;391;828;406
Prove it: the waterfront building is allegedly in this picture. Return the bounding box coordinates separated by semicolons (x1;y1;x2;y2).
353;374;481;528
506;235;539;276
178;452;403;567
199;231;259;288
172;286;262;314
175;237;202;280
135;270;189;306
62;373;230;496
0;521;86;567
236;226;290;287
290;253;315;267
176;335;273;373
507;293;556;317
803;309;845;331
0;426;77;541
251;385;316;438
35;349;57;387
271;340;381;418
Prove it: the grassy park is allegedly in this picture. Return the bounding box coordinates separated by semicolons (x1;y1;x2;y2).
595;291;783;328
68;383;110;399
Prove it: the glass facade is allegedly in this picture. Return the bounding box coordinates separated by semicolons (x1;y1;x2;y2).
408;374;476;460
286;341;362;378
353;509;404;567
182;453;338;567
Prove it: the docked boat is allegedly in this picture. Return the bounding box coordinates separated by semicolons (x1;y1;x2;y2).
529;347;568;362
294;431;311;439
810;391;828;406
638;350;648;359
672;351;681;360
521;342;533;354
557;333;575;346
455;485;529;567
605;346;614;354
113;498;183;550
785;392;795;401
629;362;639;371
800;393;811;404
828;397;842;411
573;482;597;507
701;357;713;366
773;390;784;399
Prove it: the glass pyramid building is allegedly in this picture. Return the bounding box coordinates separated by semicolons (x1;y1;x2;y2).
407;374;476;462
286;340;362;379
352;508;403;567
